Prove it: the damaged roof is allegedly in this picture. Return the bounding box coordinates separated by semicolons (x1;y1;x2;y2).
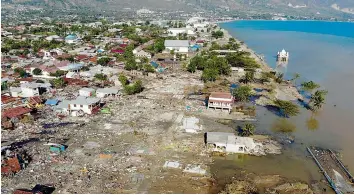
2;107;32;118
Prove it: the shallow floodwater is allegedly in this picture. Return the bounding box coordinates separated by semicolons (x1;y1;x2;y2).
219;21;354;174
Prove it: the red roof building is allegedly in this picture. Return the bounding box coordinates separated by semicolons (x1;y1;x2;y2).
2;107;32;119
75;54;89;61
111;49;125;54
27;96;43;106
1;95;21;104
119;44;128;48
208;92;234;112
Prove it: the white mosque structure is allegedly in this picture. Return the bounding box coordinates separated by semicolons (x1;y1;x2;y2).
277;49;289;62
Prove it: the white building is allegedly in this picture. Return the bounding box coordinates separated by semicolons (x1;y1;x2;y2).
86;22;103;28
96;88;120;98
164;40;190;53
207;92;234;112
56;96;101;116
45;35;62;41
277;49;289;62
79;88;95;97
10;82;51;98
108;28;122;33
69;96;100;115
167;28;195;37
193;22;209;28
134;50;151;59
206;132;261;154
137;8;154;15
186;17;205;25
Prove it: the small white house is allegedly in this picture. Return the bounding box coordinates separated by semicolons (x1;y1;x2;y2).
164;40;190;53
69;96;101;116
96;88;120;98
10;82;51;97
79;88;95;97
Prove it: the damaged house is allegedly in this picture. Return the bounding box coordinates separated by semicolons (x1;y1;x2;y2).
205;132;261;154
56;96;101;116
10;82;51;98
182;117;202;133
1;147;31;176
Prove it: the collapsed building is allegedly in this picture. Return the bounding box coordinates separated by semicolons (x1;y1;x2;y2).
205;132;261;154
1;147;31;176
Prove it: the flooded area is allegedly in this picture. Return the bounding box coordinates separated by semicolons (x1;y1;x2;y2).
208;21;354;193
220;21;354;173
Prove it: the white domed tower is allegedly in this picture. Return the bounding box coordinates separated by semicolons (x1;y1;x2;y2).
277;49;289;62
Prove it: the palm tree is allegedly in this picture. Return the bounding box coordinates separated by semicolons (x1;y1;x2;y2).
238;123;255;137
242;71;255;84
301;81;320;92
309;90;328;111
273;99;300;117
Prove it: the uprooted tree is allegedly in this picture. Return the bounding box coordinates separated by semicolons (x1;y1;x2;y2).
273;99;300;117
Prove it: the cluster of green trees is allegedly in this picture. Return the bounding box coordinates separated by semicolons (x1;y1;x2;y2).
260;72;275;83
209;41;239;51
14;68;28;78
49;70;66;77
211;30;224;39
232;85;253;102
97;57;112;66
145;38;166;54
32;68;42;75
50;78;66;88
225;52;260;69
118;74;143;95
187;54;231;82
2;38;65;54
94;73;108;87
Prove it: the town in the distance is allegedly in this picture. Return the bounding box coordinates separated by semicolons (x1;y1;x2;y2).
1;6;353;194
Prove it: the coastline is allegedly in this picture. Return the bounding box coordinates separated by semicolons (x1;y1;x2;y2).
220;26;304;101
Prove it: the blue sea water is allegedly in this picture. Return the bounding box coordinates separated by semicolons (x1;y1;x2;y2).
220;20;354;171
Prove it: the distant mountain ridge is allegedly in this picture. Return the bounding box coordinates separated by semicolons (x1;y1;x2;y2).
3;0;354;16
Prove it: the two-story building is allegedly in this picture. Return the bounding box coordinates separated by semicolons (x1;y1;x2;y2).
56;96;101;116
207;92;234;112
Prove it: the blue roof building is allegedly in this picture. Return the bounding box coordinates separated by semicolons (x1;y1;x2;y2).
190;44;201;52
65;34;78;40
45;99;59;106
150;61;159;68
